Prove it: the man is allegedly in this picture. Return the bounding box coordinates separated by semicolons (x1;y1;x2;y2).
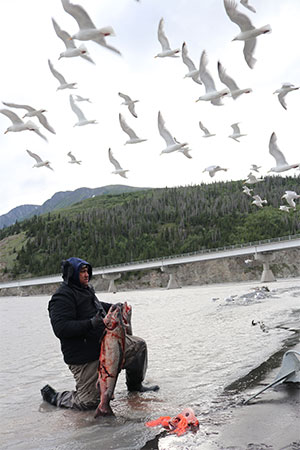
41;257;158;411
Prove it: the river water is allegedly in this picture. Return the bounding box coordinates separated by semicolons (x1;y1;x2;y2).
0;278;300;450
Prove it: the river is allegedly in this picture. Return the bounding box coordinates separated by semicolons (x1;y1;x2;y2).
0;278;299;449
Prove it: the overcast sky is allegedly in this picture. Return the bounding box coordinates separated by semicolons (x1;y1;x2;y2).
0;0;299;215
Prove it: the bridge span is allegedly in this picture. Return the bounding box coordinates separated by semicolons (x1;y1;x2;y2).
0;234;299;290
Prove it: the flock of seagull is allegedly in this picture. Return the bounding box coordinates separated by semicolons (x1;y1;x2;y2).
1;0;299;213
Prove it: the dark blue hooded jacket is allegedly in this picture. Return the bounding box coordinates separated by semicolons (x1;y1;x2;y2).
48;257;112;365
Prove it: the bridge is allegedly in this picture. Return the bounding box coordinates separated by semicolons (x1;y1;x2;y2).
1;234;299;291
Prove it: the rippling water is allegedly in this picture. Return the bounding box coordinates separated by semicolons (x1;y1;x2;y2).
1;278;300;449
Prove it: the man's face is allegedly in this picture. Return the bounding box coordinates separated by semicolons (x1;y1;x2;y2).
79;267;89;287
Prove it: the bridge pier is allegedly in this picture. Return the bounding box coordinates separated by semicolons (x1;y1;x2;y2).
102;273;121;293
254;253;276;283
161;266;181;289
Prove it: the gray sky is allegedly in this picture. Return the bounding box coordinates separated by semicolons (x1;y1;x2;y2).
0;0;299;215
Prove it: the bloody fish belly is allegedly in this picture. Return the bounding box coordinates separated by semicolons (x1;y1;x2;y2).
94;304;126;417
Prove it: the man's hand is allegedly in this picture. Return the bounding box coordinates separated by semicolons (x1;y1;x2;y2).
90;311;103;329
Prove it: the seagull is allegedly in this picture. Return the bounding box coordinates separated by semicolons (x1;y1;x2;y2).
69;95;98;126
61;0;120;55
196;50;229;105
252;194;267;208
203;165;227;177
244;172;264;184
268;132;299;173
108;148;128;178
2;101;56;134
118;92;139;118
279;205;292;212
223;0;271;69
240;0;256;13
242;185;253;196
217;61;252;99
158;111;188;154
181;42;201;84
26;149;53;170
155;18;180;58
48;59;77;90
0;109;47;141
199;121;216;138
273;82;299;110
250;164;261;173
281;191;300;209
75;95;91;103
67;151;81;164
119;113;146;144
229;122;247;142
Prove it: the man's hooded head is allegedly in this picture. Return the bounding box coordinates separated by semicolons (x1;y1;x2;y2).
61;257;92;287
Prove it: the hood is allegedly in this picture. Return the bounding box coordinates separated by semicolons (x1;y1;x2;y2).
61;257;92;287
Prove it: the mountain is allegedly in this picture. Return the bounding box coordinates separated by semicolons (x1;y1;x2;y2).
0;185;149;229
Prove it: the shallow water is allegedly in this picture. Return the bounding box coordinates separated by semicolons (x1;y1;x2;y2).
0;278;300;449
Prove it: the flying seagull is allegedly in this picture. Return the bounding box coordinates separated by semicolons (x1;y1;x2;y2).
268;132;299;173
118;92;139;118
51;17;95;64
250;164;261;173
2;101;56;134
67;151;81;164
203;165;227;177
273;82;299;110
252;194;267;208
228;122;247;142
281;191;300;209
223;0;271;69
108;148;128;178
242;185;253;196
199;121;216;138
244;173;264;184
69;95;98;126
181;42;201;85
196;50;229;105
75;95;92;103
48;59;77;90
61;0;121;55
119;113;146;144
217;61;252;99
0;109;47;141
155;18;180;58
158;111;188;154
26;149;53;170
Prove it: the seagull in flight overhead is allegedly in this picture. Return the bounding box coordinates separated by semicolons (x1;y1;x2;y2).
268;132;299;173
67;151;81;164
244;172;264;184
223;0;271;69
61;0;120;55
199;121;216;138
69;95;98;126
181;42;201;85
196;51;229;105
217;61;252;99
48;59;77;90
158;111;188;154
240;0;256;13
242;185;253;196
108;148;129;178
119;113;146;144
155;18;180;58
279;205;291;212
273;82;299;110
252;195;267;208
0;109;47;141
51;18;94;64
228;122;247;141
250;164;261;173
118;92;139;118
2;101;56;134
203;165;227;177
26;149;53;170
281;191;300;209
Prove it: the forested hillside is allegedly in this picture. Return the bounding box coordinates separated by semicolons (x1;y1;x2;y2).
1;176;299;279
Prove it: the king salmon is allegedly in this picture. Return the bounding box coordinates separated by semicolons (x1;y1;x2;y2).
94;302;132;417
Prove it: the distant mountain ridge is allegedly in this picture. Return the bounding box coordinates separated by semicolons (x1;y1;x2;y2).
0;185;149;229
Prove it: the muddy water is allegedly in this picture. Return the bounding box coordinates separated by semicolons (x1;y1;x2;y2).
0;278;299;449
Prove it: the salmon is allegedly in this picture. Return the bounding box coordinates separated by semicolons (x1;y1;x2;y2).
94;303;128;417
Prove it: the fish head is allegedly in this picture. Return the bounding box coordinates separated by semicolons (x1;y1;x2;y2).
104;303;123;330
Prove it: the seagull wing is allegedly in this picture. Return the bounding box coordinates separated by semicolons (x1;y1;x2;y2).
119;113;138;139
199;50;217;92
240;0;256;13
128;103;137;118
157;18;171;51
231;123;240;133
217;61;239;91
224;0;254;32
48;59;67;84
26;149;43;163
243;38;256;69
2;101;34;113
36;113;56;134
269;132;288;165
61;0;96;30
118;92;131;102
52;17;75;49
69;94;86;121
158;111;175;146
108;148;122;170
67;151;76;161
199;121;210;135
278;92;287;110
0;108;24;124
182;42;196;71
